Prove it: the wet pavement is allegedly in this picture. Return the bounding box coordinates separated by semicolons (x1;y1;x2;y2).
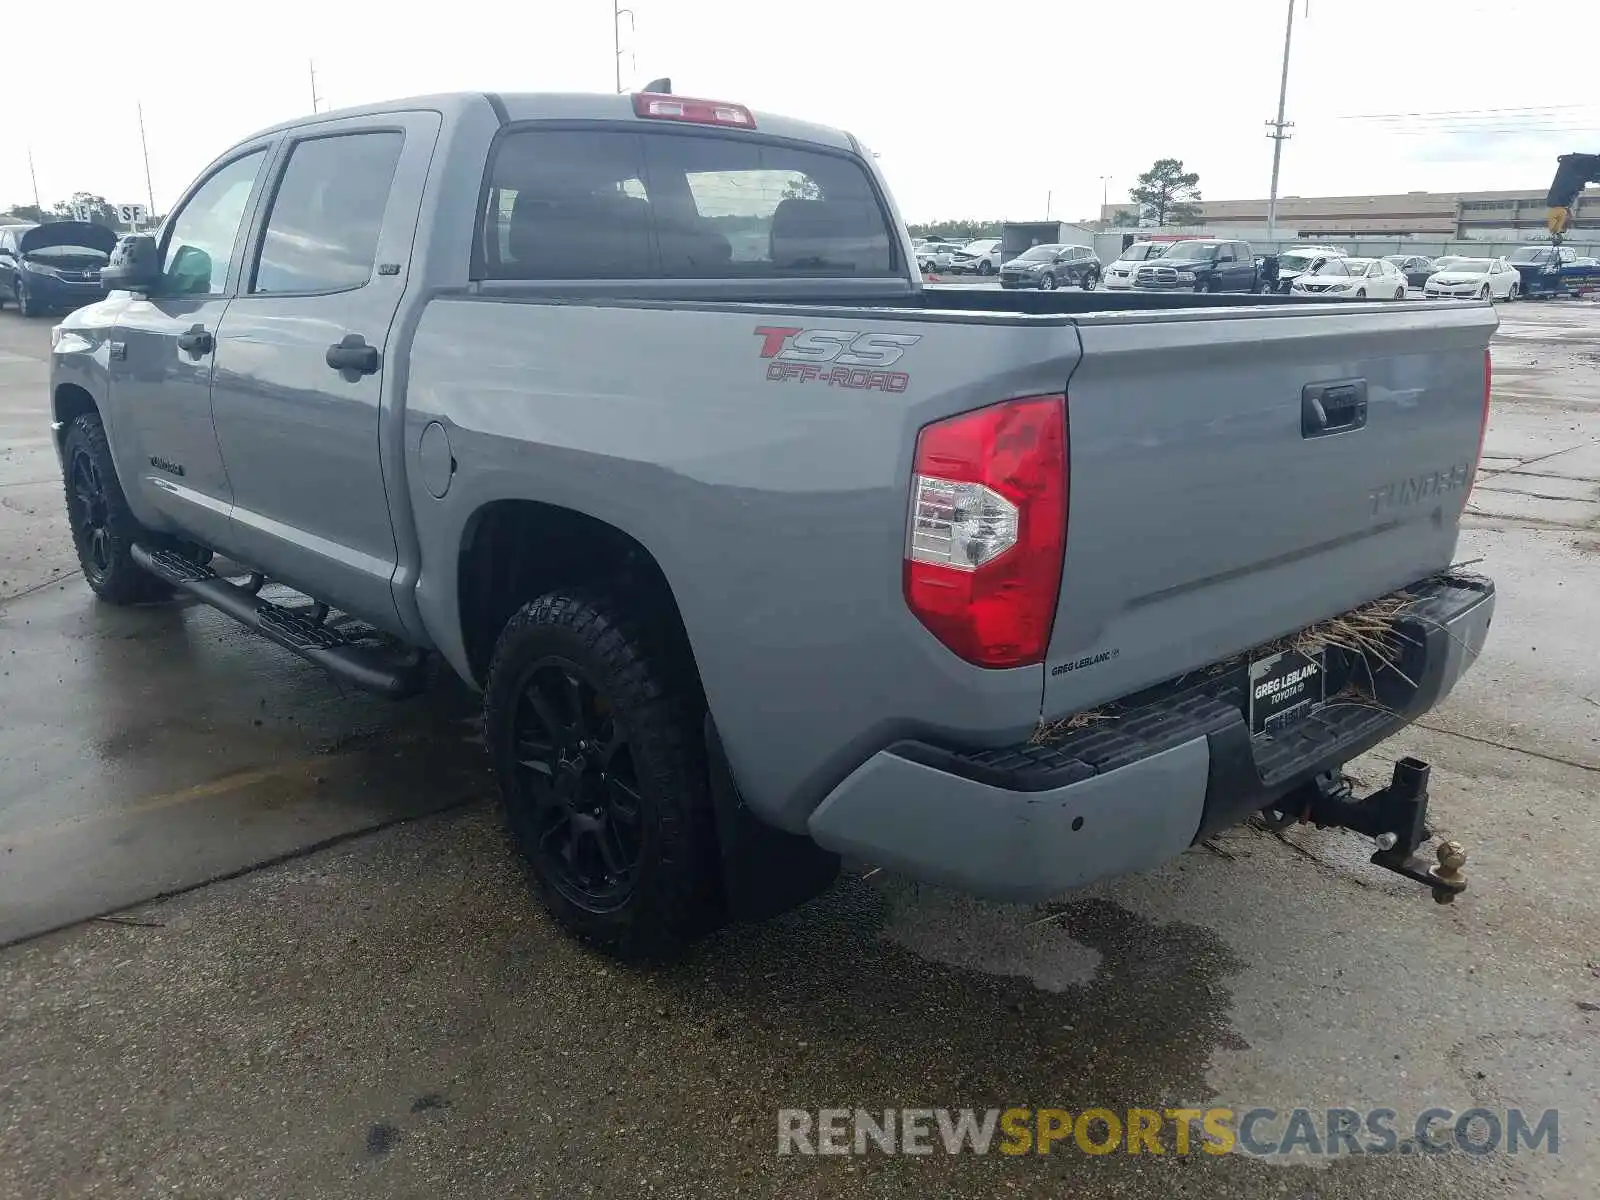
1;301;1598;1198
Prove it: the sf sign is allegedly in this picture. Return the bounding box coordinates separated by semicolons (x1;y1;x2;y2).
70;203;148;225
753;325;920;392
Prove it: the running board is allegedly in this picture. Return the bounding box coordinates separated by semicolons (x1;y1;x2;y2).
131;543;427;700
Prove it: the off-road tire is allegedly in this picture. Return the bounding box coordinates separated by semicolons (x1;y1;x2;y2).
484;588;720;961
61;412;171;604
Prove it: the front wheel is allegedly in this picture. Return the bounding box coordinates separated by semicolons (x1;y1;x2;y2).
16;281;39;317
1355;289;1366;299
1479;285;1491;300
1040;273;1057;291
61;412;170;604
1507;282;1519;301
1395;286;1406;301
977;260;993;276
484;589;721;961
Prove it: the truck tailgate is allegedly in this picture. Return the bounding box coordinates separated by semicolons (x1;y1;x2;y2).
1043;301;1496;717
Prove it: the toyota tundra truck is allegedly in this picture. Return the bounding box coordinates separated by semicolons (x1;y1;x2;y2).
49;88;1496;958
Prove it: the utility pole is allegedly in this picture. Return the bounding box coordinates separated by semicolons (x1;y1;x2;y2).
1045;190;1052;220
614;1;635;93
1264;0;1298;243
1099;174;1113;214
309;59;322;113
27;147;41;212
136;102;156;220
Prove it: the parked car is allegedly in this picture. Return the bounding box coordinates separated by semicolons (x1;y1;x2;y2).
998;243;1100;289
1383;254;1435;289
1101;240;1168;290
1506;244;1600;298
916;244;952;273
1132;239;1260;292
1273;245;1347;294
1291;256;1407;300
1424;257;1520;301
948;237;1002;275
52;89;1495;958
0;221;117;316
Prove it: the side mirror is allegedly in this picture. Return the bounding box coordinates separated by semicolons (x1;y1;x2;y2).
101;234;160;292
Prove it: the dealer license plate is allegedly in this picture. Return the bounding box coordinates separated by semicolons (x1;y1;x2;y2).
1248;647;1326;736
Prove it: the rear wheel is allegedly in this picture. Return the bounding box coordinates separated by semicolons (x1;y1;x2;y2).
61;412;170;604
1080;267;1099;291
484;588;721;961
1040;272;1057;291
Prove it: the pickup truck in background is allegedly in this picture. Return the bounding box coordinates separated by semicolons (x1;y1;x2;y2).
50;89;1496;959
1132;238;1261;293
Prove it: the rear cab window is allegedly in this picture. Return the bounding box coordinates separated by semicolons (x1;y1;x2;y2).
477;127;899;280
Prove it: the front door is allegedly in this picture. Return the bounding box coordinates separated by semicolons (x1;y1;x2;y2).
107;147;272;547
209;114;438;631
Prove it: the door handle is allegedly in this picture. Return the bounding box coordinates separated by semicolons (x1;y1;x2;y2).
1302;381;1368;438
325;333;380;376
176;324;214;356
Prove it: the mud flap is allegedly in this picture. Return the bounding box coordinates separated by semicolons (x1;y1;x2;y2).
705;715;840;923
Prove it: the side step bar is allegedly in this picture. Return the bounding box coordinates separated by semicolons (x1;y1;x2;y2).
132;543;427;700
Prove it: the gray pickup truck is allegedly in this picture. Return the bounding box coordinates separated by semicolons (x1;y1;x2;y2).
49;89;1496;958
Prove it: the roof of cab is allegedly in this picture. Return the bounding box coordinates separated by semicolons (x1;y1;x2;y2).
246;91;857;153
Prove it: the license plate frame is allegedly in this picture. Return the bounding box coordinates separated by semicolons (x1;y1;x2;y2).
1248;646;1327;736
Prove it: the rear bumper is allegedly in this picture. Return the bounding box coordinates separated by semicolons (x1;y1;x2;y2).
807;576;1494;902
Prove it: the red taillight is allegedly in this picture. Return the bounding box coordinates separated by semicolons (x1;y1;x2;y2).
632;92;756;129
904;395;1068;668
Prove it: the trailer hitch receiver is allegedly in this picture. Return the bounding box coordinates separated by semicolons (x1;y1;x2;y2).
1277;757;1468;903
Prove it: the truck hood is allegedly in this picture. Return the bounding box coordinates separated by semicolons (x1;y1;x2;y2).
20;221;119;257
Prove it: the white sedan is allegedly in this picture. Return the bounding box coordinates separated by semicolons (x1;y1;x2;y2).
1289;256;1407;300
1424;257;1520;301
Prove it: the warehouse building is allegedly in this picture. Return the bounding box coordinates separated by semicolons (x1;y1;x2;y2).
1100;186;1600;241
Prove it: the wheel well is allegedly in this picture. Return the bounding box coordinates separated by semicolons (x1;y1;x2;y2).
457;500;696;687
53;384;98;445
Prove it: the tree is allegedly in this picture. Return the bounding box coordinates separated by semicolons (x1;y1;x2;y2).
1110;208;1143;228
781;177;822;201
905;219;1001;241
50;192;120;228
4;204;47;223
1128;159;1202;227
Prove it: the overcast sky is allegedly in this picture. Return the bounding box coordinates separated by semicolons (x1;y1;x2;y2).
7;0;1598;223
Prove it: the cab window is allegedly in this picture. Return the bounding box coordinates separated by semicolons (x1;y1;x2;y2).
160;150;267;296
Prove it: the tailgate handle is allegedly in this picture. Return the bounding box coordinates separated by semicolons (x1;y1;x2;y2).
1302;381;1368;437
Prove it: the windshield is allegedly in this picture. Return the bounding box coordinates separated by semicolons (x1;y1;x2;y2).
1339;259;1373;274
1162;242;1218;261
1383;255;1408;265
1309;259;1349;277
1443;259;1491;273
1278;251;1323;271
1510;247;1551;263
1121;243;1163;261
964;239;999;252
1016;245;1061;262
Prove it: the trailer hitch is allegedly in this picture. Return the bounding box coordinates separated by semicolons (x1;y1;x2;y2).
1269;758;1467;903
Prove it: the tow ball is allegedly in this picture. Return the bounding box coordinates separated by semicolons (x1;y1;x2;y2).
1270;758;1468;903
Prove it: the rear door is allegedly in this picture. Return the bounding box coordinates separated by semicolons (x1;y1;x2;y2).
208;112;439;630
1042;304;1496;716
